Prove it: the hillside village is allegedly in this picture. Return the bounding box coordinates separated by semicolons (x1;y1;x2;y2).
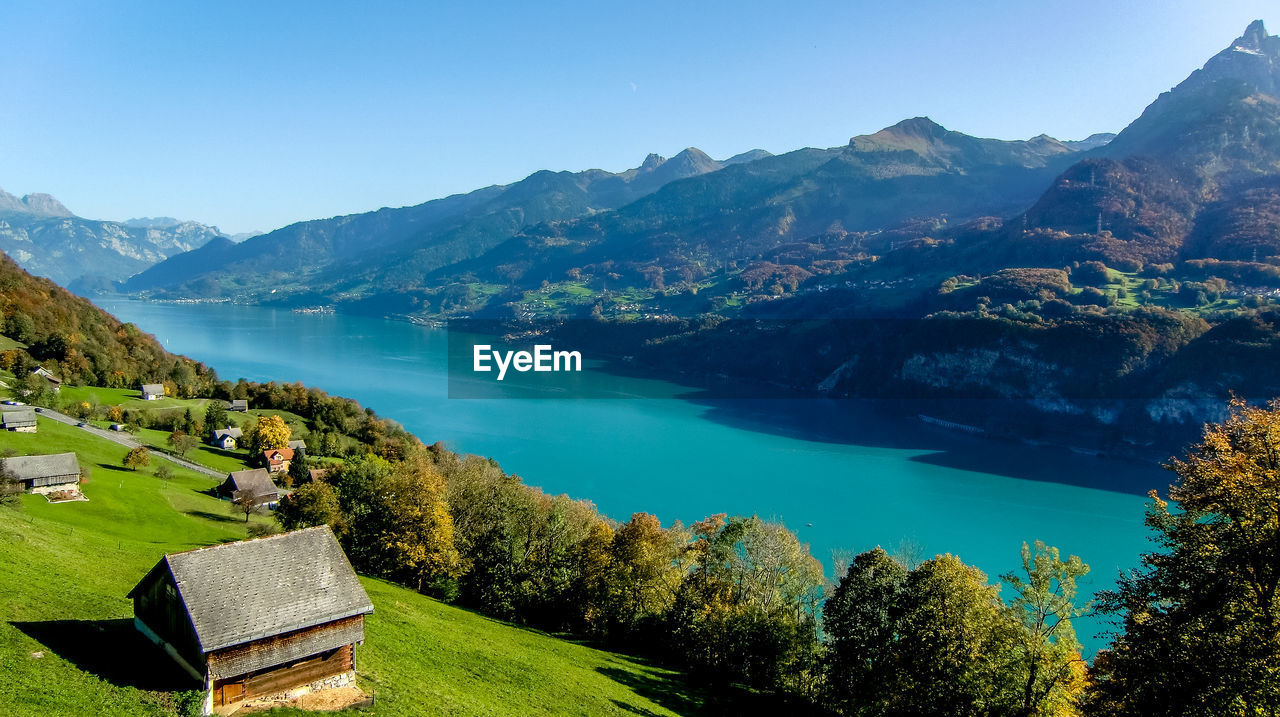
0;360;717;716
0;375;375;713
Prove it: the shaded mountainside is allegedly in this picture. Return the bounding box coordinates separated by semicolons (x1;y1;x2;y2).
0;188;224;287
124;147;764;299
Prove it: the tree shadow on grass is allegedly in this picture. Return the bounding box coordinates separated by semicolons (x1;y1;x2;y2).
94;463;135;475
597;664;794;717
201;445;246;462
183;509;239;524
10;618;200;691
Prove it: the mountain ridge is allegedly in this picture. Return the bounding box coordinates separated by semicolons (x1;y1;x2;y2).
0;188;228;287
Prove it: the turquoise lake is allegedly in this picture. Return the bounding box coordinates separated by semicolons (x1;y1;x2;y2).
95;298;1168;651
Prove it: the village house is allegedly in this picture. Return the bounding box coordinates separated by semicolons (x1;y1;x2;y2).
262;447;294;474
1;408;38;432
217;468;279;505
211;427;243;450
287;439;306;455
228;399;249;412
2;452;80;494
128;526;374;714
32;367;61;393
141;383;165;401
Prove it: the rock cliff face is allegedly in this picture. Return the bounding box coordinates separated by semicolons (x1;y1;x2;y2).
0;189;224;286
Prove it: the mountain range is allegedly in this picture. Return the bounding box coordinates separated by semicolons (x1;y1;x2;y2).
0;189;231;288
121;121;1115;309
122;146;775;299
14;20;1280;451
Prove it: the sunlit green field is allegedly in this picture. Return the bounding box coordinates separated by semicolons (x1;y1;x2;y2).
0;418;722;717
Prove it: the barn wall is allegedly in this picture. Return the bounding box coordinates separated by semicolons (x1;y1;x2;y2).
207;615;364;680
31;478;79;494
133;567;204;671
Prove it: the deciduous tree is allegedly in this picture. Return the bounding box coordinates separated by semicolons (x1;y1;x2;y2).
276;481;342;533
123;446;150;471
247;414;290;453
1087;398;1280;714
1002;541;1089;716
167;430;198;458
230;488;267;523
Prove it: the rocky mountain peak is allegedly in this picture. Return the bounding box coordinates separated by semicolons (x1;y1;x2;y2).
1177;20;1280;98
639;153;667;172
21;193;74;217
1239;19;1270;50
0;188;26;213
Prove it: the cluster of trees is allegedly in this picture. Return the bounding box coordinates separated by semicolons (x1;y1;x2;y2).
823;543;1088;715
271;400;1280;713
0;255;217;394
206;379;414;459
0;259;411;463
279;443;826;693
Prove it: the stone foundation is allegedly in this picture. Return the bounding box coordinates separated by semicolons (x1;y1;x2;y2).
239;670;356;707
32;482;80;496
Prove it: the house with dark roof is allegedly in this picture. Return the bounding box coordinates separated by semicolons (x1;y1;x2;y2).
32;366;61;393
212;427;243;450
2;452;80;494
217;469;279;504
128;526;374;714
2;408;38;432
262;447;294;474
229;399;249;412
287;439;306;454
141;383;165;400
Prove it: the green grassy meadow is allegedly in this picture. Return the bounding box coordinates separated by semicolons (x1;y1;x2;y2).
0;418;721;716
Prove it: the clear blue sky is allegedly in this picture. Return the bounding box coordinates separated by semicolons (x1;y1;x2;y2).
0;1;1272;234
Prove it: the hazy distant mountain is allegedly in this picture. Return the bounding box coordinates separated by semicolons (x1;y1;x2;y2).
0;190;225;286
0;189;74;217
1062;133;1116;152
125;148;749;296
123;216;184;229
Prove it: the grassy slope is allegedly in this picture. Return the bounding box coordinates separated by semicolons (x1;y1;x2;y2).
0;420;714;717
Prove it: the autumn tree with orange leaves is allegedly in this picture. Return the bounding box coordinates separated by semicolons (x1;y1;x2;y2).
1087;398;1280;714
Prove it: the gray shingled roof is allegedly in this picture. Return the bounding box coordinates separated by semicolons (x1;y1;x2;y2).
287;439;306;451
141;383;164;395
1;410;37;427
3;452;78;481
160;526;373;652
214;427;243;440
225;469;277;497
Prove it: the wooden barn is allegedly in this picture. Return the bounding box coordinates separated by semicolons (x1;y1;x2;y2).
128;526;374;714
141;383;165;401
1;409;37;432
1;452;80;493
217;468;279;505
